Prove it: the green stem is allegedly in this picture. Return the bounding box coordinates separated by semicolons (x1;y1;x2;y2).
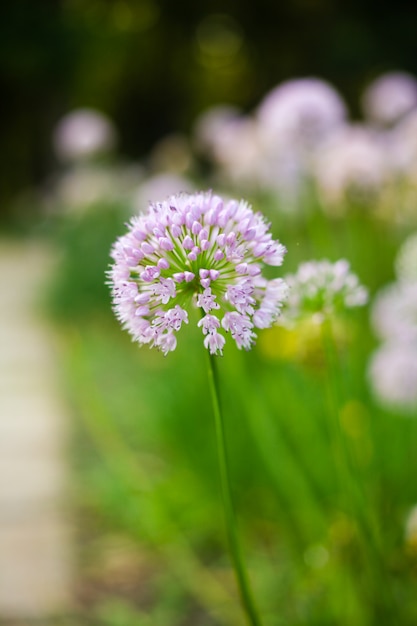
206;351;264;626
321;319;398;624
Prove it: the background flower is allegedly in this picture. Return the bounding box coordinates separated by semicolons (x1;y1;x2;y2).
312;125;388;209
370;282;417;344
395;232;417;283
361;71;417;127
256;77;347;155
53;108;117;163
279;259;368;326
368;342;417;413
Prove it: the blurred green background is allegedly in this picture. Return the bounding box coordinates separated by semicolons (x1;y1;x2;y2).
2;0;417;217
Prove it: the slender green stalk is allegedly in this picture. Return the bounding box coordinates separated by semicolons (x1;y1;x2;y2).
206;351;264;626
321;319;377;540
321;319;398;624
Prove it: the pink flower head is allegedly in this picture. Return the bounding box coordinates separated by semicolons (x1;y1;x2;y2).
256;77;347;153
108;191;288;355
362;71;417;127
53;108;117;162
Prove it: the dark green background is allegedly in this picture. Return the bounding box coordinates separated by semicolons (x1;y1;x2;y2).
1;0;417;216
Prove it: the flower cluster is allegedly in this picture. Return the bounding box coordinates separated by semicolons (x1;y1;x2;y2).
108;191;288;355
368;260;417;413
191;78;348;205
368;343;417;413
395;232;417;283
256;77;347;154
191;72;417;223
313;125;388;210
361;71;417;127
371;282;417;344
53;108;117;162
278;259;368;325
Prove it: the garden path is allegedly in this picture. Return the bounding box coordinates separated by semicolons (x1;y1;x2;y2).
0;237;72;619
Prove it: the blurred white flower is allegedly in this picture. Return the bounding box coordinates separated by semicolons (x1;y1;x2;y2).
212;117;265;188
256;77;347;155
371;282;417;343
395;233;417;283
45;163;142;213
362;71;417;127
313;125;388;209
280;259;368;325
258;150;306;208
53;108;117;162
386;110;417;174
192;104;243;159
368;342;417;413
195;107;266;190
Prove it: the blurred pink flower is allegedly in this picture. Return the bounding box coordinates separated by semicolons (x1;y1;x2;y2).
368;342;417;413
362;71;417;127
371;282;417;344
256;77;347;154
53;108;117;161
313;124;388;208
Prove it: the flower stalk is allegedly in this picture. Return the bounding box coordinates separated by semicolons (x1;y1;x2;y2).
206;351;263;626
321;318;398;623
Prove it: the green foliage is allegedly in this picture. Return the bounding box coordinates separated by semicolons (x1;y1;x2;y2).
47;195;417;624
45;202;129;321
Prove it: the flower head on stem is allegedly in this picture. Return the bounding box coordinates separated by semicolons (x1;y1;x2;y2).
108;191;288;355
279;259;368;326
108;190;275;625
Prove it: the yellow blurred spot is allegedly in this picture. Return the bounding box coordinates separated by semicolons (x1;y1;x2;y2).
339;400;373;465
329;513;357;549
258;317;354;369
113;0;160;32
257;325;299;360
304;544;329;569
196;14;244;69
197;14;243;56
340;400;367;439
257;318;325;364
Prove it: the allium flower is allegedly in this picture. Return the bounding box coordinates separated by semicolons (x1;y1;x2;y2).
361;71;417;127
370;282;417;343
194;109;265;190
368;342;417;413
45;163;142;215
255;78;347;205
256;77;347;154
210;116;265;189
108;191;288;355
313;125;388;209
395;233;417;283
193;105;243;159
53;108;117;162
279;259;368;325
387;110;417;174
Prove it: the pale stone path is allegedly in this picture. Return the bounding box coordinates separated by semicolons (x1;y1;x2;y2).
0;238;72;619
